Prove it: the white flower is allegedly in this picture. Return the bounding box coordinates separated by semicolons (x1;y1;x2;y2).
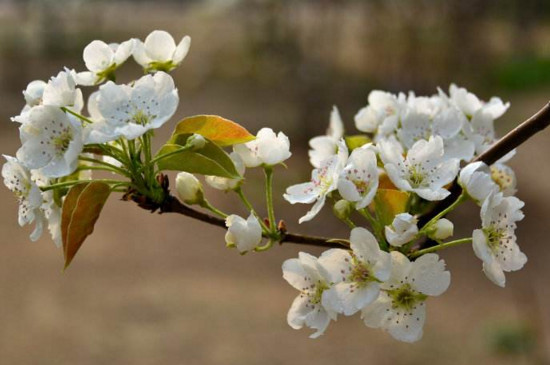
320;228;391;316
225;213;262;253
175;172;204;205
430;218;454;241
355;90;402;134
2;155;45;241
84;71;178;143
284;140;348;223
233;128;291;168
282;252;337;338
385;213;418;247
362;251;451;343
308;106;344;168
42;69;84;112
133;30;191;72
379;136;459;201
458;161;499;205
205;152;245;191
448;84;509;119
490;163;517;196
472;192;526;287
16;105;83;178
76;39;135;85
337;145;379;209
23;80;47;108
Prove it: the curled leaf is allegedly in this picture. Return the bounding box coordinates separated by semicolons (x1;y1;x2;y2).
171;115;254;147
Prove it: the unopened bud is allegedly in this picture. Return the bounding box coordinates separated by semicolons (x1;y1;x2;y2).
188;134;206;151
333;199;353;220
175;172;204;205
429;218;454;240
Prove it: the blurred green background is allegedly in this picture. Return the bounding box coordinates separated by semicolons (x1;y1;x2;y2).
0;0;550;364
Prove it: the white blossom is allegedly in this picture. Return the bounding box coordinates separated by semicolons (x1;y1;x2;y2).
385;213;418;247
175;172;204;205
133;30;191;72
205;152;245;191
379;136;459;201
2;155;45;241
284;140;348;223
282;252;337;338
458;161;499;205
362;251;450;343
320;228;391;316
42;69;84;112
16;105;83;178
337;145;379;209
76;39;135;85
355;90;403;135
233;128;291;168
490;162;517;196
472;192;526;287
225;212;263;253
308;106;344;168
83;71;178;143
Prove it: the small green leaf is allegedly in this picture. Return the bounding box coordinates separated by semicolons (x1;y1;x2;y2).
171;115;255;147
61;182;111;270
345;135;371;151
156;134;239;178
372;188;410;227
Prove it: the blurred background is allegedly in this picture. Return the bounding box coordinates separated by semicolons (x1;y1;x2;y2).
0;0;549;364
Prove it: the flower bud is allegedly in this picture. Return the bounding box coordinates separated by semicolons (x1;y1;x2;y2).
175;172;204;205
225;213;262;253
187;134;206;151
333;199;353;221
429;218;454;240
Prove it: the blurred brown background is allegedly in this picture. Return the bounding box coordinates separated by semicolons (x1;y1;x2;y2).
1;0;550;364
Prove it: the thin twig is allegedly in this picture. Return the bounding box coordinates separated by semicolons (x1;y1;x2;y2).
147;102;550;249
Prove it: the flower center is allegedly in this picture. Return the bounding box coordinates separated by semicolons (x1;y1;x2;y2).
309;280;329;305
483;226;506;252
53;130;73;155
347;259;374;287
132;110;151;126
388;284;427;311
407;165;425;187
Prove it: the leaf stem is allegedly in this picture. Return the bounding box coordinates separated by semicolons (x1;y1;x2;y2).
235;187;270;232
201;200;228;218
409;237;473;258
264;167;277;232
420;192;466;233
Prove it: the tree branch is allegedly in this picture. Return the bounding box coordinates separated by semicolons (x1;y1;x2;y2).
150;102;550;250
158;195;344;248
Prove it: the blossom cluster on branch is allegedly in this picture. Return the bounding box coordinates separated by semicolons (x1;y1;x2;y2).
1;30;536;344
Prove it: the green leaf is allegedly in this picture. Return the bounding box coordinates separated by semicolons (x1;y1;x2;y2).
61;182;111;270
372;188;410;227
345;135;371;151
156;134;239;178
170;115;255;147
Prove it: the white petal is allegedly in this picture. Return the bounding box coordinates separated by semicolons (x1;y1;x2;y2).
387;302;426;343
144;30;176;62
283;182;318;204
409;253;451;296
318;249;353;284
322;282;380;316
172;35;191;64
328;105;344;139
83;40;114;72
132;40;151;67
298;195;327;224
483;259;506;287
113;38;135;65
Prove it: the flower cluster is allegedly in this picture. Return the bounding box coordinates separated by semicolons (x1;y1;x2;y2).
282;86;526;341
3;30;190;245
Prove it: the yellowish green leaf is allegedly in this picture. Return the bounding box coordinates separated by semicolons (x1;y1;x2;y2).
372;188;410;227
171;115;254;147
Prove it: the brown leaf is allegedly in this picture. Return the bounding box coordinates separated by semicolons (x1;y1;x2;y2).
61;182;111;270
